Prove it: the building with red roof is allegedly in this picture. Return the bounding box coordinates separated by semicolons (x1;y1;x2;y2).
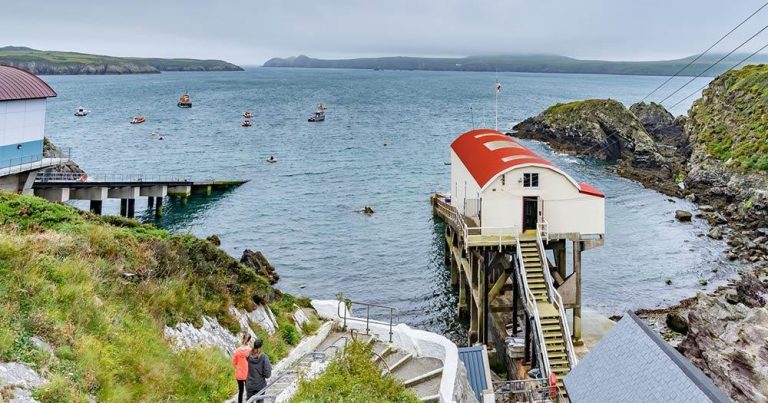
0;65;57;169
450;128;605;237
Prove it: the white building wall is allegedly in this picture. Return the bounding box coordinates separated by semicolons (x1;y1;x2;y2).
1;98;46;146
450;150;481;216
480;166;605;236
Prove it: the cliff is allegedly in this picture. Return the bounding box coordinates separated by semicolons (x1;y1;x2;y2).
0;192;312;401
684;64;768;203
0;46;243;75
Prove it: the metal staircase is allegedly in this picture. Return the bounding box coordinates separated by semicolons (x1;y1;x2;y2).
516;233;578;394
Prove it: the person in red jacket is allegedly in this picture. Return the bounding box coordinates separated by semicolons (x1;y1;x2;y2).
232;334;252;403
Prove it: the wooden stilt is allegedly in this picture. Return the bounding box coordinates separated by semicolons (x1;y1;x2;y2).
573;240;583;345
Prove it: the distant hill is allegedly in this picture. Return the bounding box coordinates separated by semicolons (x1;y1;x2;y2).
0;46;243;75
263;54;768;77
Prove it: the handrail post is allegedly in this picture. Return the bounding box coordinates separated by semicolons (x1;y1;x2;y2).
389;308;394;343
366;305;370;335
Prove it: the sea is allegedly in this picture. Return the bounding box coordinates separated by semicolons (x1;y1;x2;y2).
42;67;732;343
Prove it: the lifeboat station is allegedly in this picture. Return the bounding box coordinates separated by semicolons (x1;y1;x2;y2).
431;128;606;394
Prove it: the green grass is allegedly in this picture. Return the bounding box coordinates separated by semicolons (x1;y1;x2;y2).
690;64;768;171
0;192;275;402
290;341;419;403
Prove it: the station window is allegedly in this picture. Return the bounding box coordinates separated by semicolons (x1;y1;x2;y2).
523;173;539;188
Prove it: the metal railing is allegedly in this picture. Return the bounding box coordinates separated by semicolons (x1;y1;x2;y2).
536;230;578;370
0;148;72;175
337;299;399;343
493;378;566;402
537;219;549;242
515;239;551;379
35;172;197;183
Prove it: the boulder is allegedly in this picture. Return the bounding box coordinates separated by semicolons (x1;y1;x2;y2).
240;249;279;285
629;101;685;141
675;210;693;222
707;228;723;240
665;312;689;334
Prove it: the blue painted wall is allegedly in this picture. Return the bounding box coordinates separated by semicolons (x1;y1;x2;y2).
0;139;44;168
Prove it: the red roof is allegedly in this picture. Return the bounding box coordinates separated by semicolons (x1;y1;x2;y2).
0;65;57;101
451;128;604;198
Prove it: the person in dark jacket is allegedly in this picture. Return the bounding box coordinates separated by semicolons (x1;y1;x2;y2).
246;339;272;402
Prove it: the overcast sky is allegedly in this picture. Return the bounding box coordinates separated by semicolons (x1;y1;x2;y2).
4;1;768;65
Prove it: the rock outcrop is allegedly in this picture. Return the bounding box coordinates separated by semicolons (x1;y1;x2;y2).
241;249;280;285
41;137;86;177
514;99;665;168
677;286;768;402
0;362;47;403
629;101;685;142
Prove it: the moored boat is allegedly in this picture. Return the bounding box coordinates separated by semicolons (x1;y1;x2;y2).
308;103;326;122
243;111;254;118
74;107;89;116
241;120;252;127
177;93;192;108
130;116;145;124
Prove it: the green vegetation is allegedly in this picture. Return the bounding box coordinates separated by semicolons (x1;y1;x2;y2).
0;192;273;401
0;46;242;75
290;341;418;403
690;64;768;172
264;53;768;76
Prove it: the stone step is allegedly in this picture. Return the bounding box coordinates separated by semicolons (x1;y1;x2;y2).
403;367;443;388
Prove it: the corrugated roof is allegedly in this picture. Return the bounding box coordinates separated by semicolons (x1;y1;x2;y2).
0;65;57;101
451;128;604;197
564;311;729;402
458;345;488;401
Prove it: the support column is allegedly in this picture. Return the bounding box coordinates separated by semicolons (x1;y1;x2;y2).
524;317;530;363
148;197;155;208
155;197;163;218
89;200;103;215
458;264;467;318
512;271;519;334
120;199;128;217
573;240;583;346
127;198;136;219
555;241;567;279
450;252;458;287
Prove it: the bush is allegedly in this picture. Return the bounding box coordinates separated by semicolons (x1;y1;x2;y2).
291;341;418;403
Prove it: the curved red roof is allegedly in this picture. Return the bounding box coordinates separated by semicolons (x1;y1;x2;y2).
0;65;57;101
451;128;604;197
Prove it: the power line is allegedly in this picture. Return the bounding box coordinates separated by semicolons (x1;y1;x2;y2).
659;22;768;104
669;40;768;109
641;1;768;102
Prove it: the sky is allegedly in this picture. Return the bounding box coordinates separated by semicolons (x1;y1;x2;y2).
4;1;768;65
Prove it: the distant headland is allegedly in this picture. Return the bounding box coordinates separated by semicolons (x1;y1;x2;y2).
0;46;243;75
263;53;768;77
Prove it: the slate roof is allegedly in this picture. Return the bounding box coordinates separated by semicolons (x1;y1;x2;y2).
0;65;57;101
458;345;489;401
564;311;729;403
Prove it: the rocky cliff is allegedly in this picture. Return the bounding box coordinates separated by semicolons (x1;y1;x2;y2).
629;101;686;142
513;99;676;192
2;60;160;75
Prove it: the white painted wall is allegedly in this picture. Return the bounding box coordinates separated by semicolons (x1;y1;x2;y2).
481;166;605;235
450;150;481;216
0;99;46;146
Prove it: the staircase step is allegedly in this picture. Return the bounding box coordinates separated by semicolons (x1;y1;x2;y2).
403;367;443;388
542;325;562;332
386;353;413;374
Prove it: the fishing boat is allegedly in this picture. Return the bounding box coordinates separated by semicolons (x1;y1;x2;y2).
130;116;145;124
308;104;326;122
266;156;277;163
74;107;90;117
177;93;192;108
241;120;252;127
243;111;254;118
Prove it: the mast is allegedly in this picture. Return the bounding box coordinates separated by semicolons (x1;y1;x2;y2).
495;81;501;131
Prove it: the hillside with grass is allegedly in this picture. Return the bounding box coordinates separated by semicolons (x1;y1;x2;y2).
264;53;768;76
0;192;285;401
0;46;243;75
687;64;768;172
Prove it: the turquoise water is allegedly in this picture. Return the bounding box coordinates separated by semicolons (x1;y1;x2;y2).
43;68;731;342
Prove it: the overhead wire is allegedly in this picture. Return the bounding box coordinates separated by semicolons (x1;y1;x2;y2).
659;22;768;105
641;1;768;102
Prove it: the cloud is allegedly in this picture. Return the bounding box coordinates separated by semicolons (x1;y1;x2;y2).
3;0;768;64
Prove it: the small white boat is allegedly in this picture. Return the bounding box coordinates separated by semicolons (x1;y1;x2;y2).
74;107;90;117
